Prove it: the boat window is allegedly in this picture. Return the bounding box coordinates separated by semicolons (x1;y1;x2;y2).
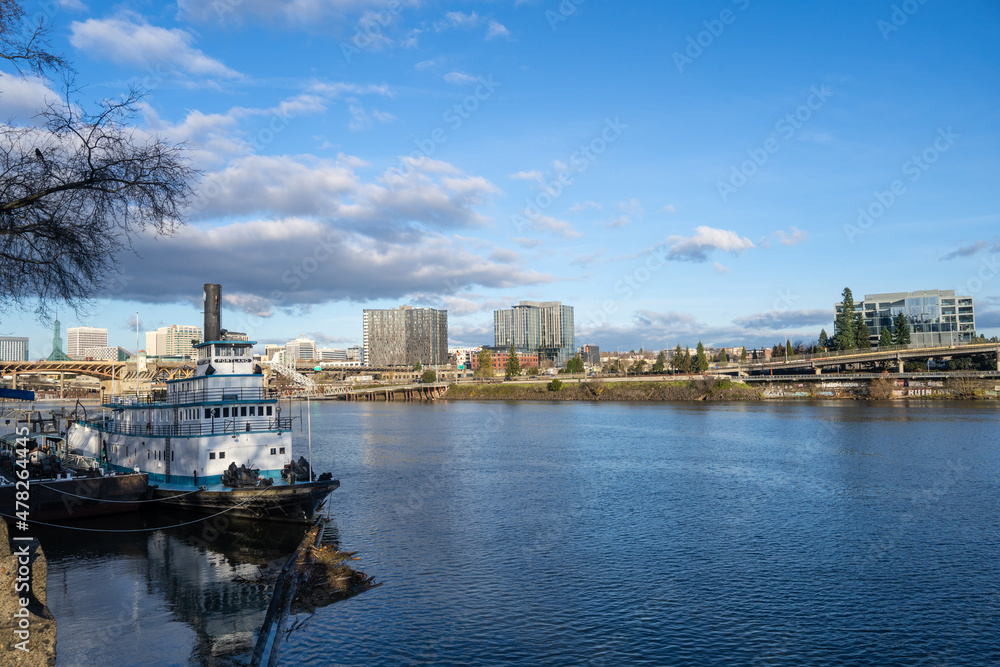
250;406;256;416
214;408;220;418
241;407;247;417
270;448;276;455
219;452;225;459
204;408;210;419
266;406;273;416
147;451;150;459
223;408;230;418
210;452;216;460
171;452;174;462
279;447;285;454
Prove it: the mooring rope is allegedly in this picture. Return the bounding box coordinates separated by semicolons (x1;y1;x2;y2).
0;485;278;533
31;483;205;503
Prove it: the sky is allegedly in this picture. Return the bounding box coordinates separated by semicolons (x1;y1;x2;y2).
2;0;999;358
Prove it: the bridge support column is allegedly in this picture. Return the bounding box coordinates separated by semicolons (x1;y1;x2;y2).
814;367;821;375
60;372;65;399
897;359;904;374
11;372;16;390
996;347;1000;372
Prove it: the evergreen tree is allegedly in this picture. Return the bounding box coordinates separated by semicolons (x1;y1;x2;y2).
672;344;684;372
818;328;829;350
772;344;781;358
785;339;794;358
740;347;748;363
832;288;857;350
893;313;911;345
879;326;893;348
504;344;520;378
855;312;871;349
695;341;709;372
682;348;692;373
719;348;729;363
651;350;666;374
566;355;584;373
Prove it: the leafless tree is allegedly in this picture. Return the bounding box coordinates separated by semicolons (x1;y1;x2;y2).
0;1;195;319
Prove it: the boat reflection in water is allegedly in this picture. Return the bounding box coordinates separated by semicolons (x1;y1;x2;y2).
37;510;345;666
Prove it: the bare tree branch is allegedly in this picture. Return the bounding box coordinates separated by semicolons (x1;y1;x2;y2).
0;2;196;320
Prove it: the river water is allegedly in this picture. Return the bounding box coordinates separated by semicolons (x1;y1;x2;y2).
40;400;1000;665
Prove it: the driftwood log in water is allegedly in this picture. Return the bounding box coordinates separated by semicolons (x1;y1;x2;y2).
249;519;379;666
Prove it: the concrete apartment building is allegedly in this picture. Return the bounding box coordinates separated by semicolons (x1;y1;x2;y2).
836;289;976;347
146;325;202;359
0;337;28;361
494;301;575;367
67;326;107;358
363;306;448;367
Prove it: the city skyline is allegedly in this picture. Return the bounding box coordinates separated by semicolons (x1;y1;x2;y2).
1;2;998;354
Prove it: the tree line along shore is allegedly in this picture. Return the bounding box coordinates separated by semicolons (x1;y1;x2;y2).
443;376;1000;401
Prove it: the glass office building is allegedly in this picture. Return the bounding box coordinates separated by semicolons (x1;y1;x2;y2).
835;289;975;347
494;301;575;367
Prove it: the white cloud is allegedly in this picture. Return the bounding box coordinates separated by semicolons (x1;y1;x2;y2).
568;201;602;214
617;198;644;217
70;14;240;79
178;0;419;27
509;170;546;187
347;104;396;132
774;226;809;247
512;237;544;248
665;226;755;262
443;72;478;85
658;204;677;214
606;216;630;229
486;20;511;40
713;262;731;274
0;73;62;121
190;154;500;234
438;11;481;30
518;212;582;239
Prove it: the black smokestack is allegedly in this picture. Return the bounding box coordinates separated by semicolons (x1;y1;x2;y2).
204;283;221;342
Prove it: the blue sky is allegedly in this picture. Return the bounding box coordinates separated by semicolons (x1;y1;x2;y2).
2;0;999;357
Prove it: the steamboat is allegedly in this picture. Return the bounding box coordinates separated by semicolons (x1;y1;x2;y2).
66;284;338;523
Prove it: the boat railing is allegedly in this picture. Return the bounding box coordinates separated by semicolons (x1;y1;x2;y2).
72;417;293;438
105;387;278;408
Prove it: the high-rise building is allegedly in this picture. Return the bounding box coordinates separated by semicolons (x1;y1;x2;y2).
145;325;202;358
363;306;448;366
494;301;575;366
835;289;976;347
67;326;108;358
347;346;364;364
285;336;317;362
0;337;28;361
264;344;284;361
